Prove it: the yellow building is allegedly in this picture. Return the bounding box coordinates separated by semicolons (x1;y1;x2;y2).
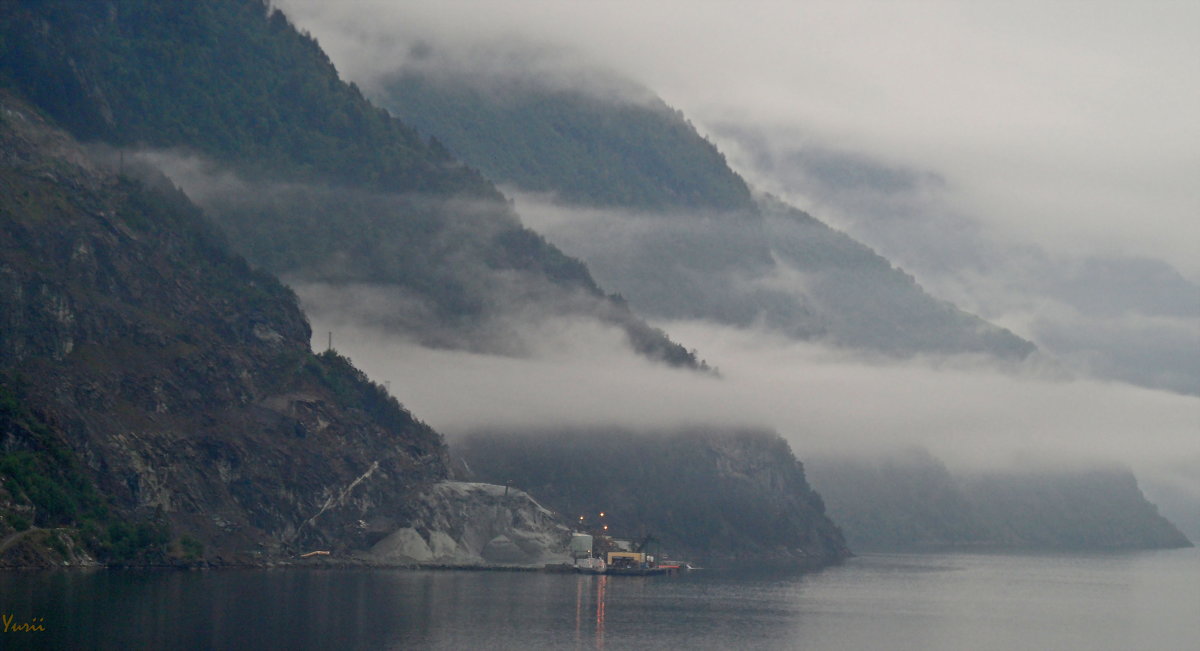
606;551;645;568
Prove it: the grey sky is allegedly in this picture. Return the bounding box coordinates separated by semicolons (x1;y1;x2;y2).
280;0;1200;279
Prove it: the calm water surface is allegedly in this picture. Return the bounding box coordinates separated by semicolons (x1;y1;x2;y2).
1;548;1196;650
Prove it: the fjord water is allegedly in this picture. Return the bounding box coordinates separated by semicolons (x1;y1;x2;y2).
2;549;1195;650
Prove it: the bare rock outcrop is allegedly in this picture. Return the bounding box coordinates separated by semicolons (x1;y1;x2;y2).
369;482;571;566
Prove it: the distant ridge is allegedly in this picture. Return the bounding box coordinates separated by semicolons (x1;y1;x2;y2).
380;59;1034;359
379;62;756;212
805;450;1192;551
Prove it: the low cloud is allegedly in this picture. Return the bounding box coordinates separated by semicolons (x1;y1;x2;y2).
278;0;1200;281
129;149;699;363
709;127;1200;396
273;0;1200;397
315;315;1199;487
263;0;1200;528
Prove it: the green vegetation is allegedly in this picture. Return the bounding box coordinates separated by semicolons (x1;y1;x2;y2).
0;451;100;525
178;534;204;560
0;84;454;565
0;0;495;199
201;177;700;366
305;350;437;441
0;0;700;368
98;519;171;563
0;384;106;526
203;183;509;321
0;382;170;563
115;171;304;329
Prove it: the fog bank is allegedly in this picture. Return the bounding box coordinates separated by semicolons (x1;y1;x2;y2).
309;316;1199;495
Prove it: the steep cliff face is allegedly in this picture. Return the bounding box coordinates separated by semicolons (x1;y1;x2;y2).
957;468;1192;549
0;90;451;566
456;429;850;568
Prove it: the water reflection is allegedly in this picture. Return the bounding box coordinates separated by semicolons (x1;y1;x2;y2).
571;574;609;648
574;572;582;646
0;550;1194;650
595;575;607;648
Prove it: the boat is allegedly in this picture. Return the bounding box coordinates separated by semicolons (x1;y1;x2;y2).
568;531;681;576
574;556;607;575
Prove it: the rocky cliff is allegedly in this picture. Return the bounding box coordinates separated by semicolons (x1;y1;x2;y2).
368;482;571;566
455;428;851;568
0;89;465;566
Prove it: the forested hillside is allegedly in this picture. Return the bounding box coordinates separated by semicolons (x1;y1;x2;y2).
380;66;755;212
0;0;699;367
377;58;1034;359
0;0;492;197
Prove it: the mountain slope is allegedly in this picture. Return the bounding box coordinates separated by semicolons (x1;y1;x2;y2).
0;0;699;368
377;59;1034;359
456;428;850;567
0;89;453;566
380;65;756;212
0;0;493;197
805;450;1191;551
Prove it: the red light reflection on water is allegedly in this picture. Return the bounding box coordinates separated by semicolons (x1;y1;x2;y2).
573;574;610;649
595;575;607;648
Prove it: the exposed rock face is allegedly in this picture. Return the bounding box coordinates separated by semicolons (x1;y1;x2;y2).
0;0;703;371
369;482;571;566
456;429;851;568
0;527;100;568
0;89;450;565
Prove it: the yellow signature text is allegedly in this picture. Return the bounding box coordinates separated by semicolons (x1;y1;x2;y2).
2;614;46;632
